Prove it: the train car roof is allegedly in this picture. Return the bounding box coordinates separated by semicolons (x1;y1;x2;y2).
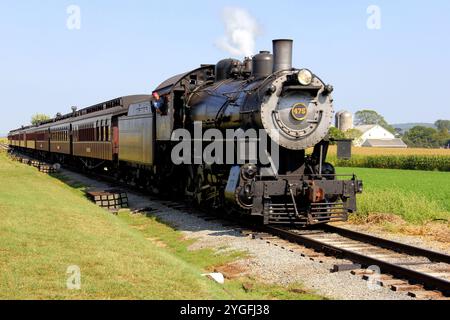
9;95;151;134
8;125;33;135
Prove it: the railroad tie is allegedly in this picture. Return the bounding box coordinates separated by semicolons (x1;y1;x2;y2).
362;274;393;281
351;269;375;276
332;264;362;273
391;284;423;292
408;291;444;300
376;279;407;287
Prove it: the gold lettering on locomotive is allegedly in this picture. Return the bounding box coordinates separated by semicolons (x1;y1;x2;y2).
291;103;308;121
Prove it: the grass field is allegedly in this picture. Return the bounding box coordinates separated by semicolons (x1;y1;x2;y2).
0;150;320;300
0;137;7;144
337;167;450;225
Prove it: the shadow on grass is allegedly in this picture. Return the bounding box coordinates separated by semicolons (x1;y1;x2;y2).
51;172;87;190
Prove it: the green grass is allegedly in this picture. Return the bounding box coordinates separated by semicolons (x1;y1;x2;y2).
0;137;7;144
337;167;450;224
0;151;322;300
0;152;226;299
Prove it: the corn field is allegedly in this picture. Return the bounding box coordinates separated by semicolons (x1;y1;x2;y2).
328;146;450;156
327;147;450;171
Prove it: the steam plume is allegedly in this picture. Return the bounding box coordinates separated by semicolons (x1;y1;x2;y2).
216;7;261;57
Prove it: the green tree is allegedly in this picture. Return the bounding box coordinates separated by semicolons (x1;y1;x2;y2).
328;127;362;144
354;110;395;134
435;120;450;132
344;129;363;140
328;127;345;142
433;128;450;147
31;114;51;126
403;126;441;148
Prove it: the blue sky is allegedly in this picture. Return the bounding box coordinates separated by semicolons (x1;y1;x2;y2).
1;0;449;134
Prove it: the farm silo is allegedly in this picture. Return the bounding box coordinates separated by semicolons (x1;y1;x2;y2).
336;110;354;131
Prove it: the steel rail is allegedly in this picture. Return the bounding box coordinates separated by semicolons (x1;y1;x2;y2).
265;226;450;295
322;225;450;264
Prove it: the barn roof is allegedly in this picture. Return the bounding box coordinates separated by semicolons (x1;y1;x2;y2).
354;125;378;133
361;138;408;148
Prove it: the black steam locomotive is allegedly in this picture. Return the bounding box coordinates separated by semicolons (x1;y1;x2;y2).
8;39;362;226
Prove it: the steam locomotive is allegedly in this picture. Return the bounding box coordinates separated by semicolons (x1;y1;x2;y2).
8;39;362;226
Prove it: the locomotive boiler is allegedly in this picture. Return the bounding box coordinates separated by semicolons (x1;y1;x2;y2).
188;40;334;152
8;39;363;226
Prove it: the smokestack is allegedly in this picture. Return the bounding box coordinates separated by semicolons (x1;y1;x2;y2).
273;39;293;72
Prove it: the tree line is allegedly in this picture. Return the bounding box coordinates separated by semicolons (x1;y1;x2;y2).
402;122;450;148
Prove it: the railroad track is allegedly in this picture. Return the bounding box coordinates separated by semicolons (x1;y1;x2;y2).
261;225;450;299
0;143;9;151
8;150;450;299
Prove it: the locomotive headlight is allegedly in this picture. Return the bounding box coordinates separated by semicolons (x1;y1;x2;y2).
297;69;313;86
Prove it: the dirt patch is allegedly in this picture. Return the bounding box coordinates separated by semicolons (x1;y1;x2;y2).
393;222;450;243
214;262;249;280
355;213;406;225
289;288;308;294
146;237;168;248
242;282;254;292
131;225;148;231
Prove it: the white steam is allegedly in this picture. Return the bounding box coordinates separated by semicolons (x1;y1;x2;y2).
216;7;261;57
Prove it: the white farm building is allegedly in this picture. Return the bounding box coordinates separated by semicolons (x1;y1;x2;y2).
353;125;407;148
